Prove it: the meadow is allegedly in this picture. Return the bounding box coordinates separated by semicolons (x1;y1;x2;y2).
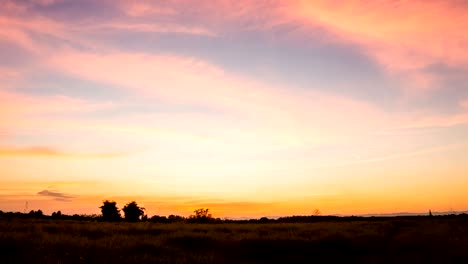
1;216;467;263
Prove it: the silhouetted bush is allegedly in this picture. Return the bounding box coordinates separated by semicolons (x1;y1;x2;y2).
72;214;81;220
150;215;168;223
188;208;214;223
167;214;185;223
28;210;43;218
99;200;121;222
122;201;145;222
51;210;62;219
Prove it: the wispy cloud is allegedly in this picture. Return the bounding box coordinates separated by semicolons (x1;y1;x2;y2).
3;0;466;96
308;142;468;170
119;1;177;17
0;90;116;140
0;13;68;54
0;67;19;79
0;146;126;158
100;22;216;36
37;189;75;202
0;90;115;114
0;0;215;58
47;49;388;145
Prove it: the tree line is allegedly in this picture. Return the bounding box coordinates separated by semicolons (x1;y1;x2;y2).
100;200;218;223
2;202;462;223
0;200;220;223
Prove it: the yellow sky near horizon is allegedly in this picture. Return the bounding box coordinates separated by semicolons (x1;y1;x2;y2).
1;142;467;217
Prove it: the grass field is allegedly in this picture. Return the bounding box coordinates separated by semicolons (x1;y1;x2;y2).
1;216;468;263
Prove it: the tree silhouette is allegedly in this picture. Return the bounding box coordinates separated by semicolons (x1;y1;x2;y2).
313;209;321;216
51;210;62;219
100;200;121;222
122;201;145;222
29;210;43;218
194;208;211;218
188;208;212;223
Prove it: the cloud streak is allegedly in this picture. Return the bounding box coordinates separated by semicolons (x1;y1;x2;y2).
0;146;126;158
100;22;216;36
37;189;75;202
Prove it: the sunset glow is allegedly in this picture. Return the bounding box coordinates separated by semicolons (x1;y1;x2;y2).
1;0;468;218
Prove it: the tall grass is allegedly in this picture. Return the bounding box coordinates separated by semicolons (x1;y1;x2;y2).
1;217;467;263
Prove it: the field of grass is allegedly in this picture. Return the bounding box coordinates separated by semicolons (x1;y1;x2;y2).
1;216;467;263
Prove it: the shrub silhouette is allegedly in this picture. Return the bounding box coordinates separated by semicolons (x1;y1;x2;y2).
168;214;185;223
150;215;168;223
122;201;145;222
195;208;211;218
28;210;43;218
100;200;121;222
51;211;62;219
188;208;213;223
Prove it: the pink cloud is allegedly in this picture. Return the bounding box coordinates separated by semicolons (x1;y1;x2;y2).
100;22;216;37
48;50;387;146
3;0;467;84
290;0;468;92
385;112;468;131
120;1;177;16
0;13;91;56
0;90;115;142
0;0;28;13
460;100;468;109
0;4;215;58
31;0;59;6
0;90;114;115
113;0;468;71
0;67;20;81
1;0;466;164
0;18;39;53
114;0;292;35
97;1;468;95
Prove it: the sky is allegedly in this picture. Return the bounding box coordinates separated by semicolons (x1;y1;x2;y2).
1;0;468;218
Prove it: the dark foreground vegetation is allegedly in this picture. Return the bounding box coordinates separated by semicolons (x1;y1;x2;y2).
1;214;468;263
